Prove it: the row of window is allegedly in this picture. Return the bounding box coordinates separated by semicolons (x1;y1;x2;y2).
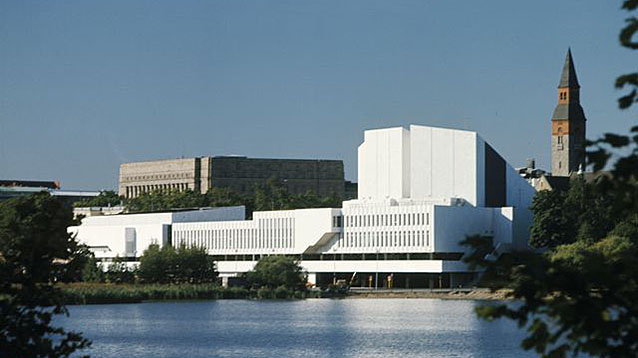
338;230;430;248
174;218;295;251
257;217;294;231
345;212;429;228
97;252;464;263
126;183;190;197
124;172;191;181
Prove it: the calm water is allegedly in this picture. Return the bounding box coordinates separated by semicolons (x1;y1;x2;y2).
56;299;535;358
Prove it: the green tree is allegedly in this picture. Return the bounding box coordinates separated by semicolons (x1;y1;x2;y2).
616;0;638;109
529;176;617;248
138;244;176;283
254;177;291;211
466;133;638;357
52;243;96;283
105;256;136;284
0;192;90;357
245;255;307;291
126;187;250;213
138;244;218;284
529;189;572;248
173;245;218;284
81;256;104;283
73;190;122;207
463;4;638;356
254;177;342;211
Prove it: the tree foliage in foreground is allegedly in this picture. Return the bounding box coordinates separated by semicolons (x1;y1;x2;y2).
463;2;638;352
616;0;638;109
464;132;638;358
529;176;616;249
0;192;90;357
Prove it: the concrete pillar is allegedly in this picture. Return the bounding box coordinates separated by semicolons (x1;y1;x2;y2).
307;273;317;286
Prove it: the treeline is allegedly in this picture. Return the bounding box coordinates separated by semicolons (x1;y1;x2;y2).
80;245;217;285
74;177;342;215
529;174;638;248
62;255;315;303
80;244;311;299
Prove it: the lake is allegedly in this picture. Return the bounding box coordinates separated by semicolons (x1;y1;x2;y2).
56;299;536;358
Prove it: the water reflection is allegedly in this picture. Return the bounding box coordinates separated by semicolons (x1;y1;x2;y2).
56;299;535;358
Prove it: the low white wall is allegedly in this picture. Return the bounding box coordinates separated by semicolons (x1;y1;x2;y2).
217;259;459;275
432;205;513;253
70;206;246;259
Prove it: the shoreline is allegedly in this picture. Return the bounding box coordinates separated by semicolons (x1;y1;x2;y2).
347;288;512;300
59;283;511;304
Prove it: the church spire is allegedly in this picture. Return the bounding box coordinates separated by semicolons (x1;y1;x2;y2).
558;48;580;88
550;48;587;177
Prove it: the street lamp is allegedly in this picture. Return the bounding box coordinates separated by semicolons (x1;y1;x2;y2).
332;247;337;285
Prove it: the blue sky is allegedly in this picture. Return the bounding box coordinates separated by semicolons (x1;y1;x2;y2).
1;1;635;190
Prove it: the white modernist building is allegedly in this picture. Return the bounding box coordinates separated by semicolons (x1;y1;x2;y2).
71;125;536;288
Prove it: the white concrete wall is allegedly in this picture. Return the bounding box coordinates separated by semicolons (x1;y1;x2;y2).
173;207;339;256
69;207;245;259
409;125;479;206
432;205;513;253
357;127;410;200
293;208;340;253
217;259;471;275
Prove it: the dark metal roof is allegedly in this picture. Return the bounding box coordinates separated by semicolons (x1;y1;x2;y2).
0;179;59;189
558;48;580;88
552;102;586;121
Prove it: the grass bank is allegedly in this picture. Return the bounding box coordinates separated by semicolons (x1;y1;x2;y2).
58;283;321;304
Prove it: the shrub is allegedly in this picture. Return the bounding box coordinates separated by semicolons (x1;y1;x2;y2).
245;255;307;291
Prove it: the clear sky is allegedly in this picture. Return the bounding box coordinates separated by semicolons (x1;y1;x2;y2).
1;1;635;190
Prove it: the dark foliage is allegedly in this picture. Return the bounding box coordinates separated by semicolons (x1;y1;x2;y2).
73;190;122;208
124;178;341;216
244;255;307;292
617;0;638;109
104;256;137;284
138;244;218;284
462;4;638;356
0;193;91;357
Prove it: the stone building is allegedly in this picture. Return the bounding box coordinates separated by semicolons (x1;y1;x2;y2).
119;156;345;199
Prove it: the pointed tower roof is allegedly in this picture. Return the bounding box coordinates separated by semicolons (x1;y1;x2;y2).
558;48;580;88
